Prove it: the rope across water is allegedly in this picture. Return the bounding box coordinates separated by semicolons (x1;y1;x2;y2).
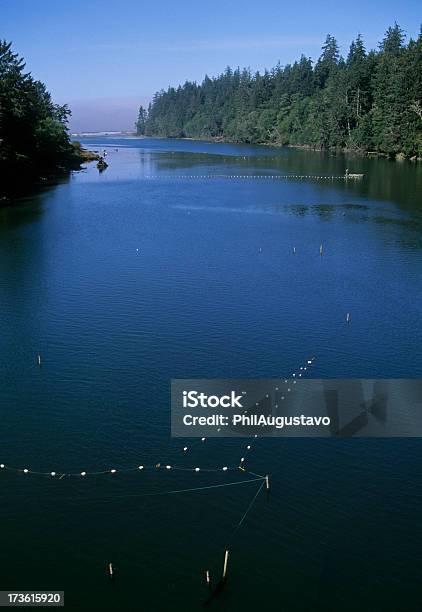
140;174;361;181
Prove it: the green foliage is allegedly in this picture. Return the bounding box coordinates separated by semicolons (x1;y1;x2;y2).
0;40;77;196
34;117;72;166
142;26;422;157
314;34;340;88
135;105;147;135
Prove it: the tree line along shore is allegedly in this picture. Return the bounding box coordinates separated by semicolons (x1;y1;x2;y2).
0;40;98;202
136;25;422;160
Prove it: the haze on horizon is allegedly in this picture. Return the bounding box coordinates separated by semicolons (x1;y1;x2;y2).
1;0;420;133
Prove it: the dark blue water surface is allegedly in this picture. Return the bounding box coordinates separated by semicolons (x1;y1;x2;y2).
0;137;422;611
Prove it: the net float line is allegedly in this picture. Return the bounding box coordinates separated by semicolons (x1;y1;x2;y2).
141;174;363;181
0;462;256;479
28;353;318;480
235;356;316;468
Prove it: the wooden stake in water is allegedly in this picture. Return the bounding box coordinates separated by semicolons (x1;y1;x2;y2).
346;312;350;323
319;244;323;256
265;475;270;491
222;550;229;581
37;354;41;367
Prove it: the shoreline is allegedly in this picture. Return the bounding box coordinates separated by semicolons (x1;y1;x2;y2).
78;131;421;161
136;133;421;161
0;144;99;206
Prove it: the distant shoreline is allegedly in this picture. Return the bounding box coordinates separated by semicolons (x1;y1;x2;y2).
71;131;137;138
174;136;421;161
84;132;420;161
71;131;422;162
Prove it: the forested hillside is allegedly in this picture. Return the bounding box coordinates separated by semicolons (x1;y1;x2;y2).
137;25;422;158
0;40;85;198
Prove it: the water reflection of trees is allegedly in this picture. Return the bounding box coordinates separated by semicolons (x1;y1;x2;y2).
141;147;422;214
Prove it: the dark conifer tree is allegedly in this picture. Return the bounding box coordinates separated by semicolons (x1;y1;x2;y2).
135;106;148;135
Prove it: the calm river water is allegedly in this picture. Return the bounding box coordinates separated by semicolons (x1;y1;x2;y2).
0;137;421;611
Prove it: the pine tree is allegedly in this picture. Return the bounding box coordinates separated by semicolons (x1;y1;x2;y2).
135;105;148;135
314;35;340;88
372;25;406;154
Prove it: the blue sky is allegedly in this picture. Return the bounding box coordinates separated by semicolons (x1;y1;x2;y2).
1;0;420;131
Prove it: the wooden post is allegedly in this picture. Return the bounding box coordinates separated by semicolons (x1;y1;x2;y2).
222;550;229;581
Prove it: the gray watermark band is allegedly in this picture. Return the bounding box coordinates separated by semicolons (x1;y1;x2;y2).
171;379;422;437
